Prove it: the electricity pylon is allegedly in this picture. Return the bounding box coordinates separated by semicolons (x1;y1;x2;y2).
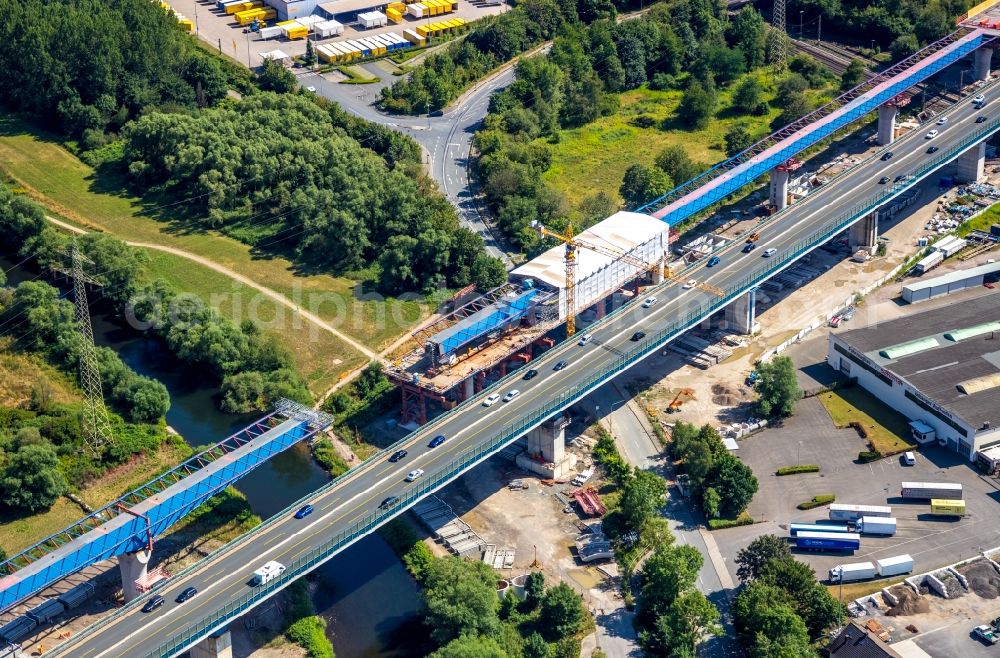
71;241;114;454
769;0;788;72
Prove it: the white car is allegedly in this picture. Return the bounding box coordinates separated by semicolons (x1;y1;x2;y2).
642;296;657;308
578;334;593;346
974;94;986;104
405;469;425;482
306;86;317;93
762;248;777;257
682;279;696;289
925;129;939;139
936;116;948;125
502;389;521;402
482;393;501;407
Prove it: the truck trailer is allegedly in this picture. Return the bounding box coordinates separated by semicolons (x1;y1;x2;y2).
929;499;966;517
828;504;892;522
914;251;944;275
900;482;962;500
876;554;914;577
795;531;861;551
829;562;876;583
788;522;851;536
858;516;897;536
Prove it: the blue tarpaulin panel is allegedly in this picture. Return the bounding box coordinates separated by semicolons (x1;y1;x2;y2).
429;289;538;357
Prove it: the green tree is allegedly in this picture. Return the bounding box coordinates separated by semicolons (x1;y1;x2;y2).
430;636;509;658
724;123;755;157
753;356;801;417
523;632;550;658
840;59;866;90
525;571;546;609
707;452;757;517
733;77;767;116
120;375;170;423
654;146;701;186
760;557;843;635
728;7;766;68
422;557;500;644
619;164;672;207
889;34;919;62
0;443;68;513
645;590;721;656
304;39;317;66
683;436;714;492
258;58;296;93
539;582;585;640
677;81;715;129
736;534;791;583
702;486;721;518
701;43;746;84
637;543;703;626
732;582;814;658
775;74;808;107
619;469;667;532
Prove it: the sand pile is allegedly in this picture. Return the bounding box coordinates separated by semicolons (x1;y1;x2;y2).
886;586;930;616
959;559;1000;599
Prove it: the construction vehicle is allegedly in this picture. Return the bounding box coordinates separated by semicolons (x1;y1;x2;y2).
531;221;722;337
666;388;694;413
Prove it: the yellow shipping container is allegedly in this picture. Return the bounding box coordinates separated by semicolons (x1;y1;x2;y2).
226;1;262;15
235;7;275;24
276;19;299;26
286;26;308;39
388;2;406;10
930;499;966;516
178;17;194;31
416;25;430;36
386;7;403;22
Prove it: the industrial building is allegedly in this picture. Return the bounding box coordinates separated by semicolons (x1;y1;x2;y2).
902;260;1000;303
386;211;669;427
827;293;1000;462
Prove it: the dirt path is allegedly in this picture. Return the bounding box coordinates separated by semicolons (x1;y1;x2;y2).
45;215;377;360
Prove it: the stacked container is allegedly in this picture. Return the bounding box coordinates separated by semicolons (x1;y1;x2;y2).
358;10;389;29
387;2;406;22
314;19;344;38
235;7;277;25
225;0;262;15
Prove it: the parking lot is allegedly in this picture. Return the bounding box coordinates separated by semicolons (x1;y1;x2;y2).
712;389;1000;588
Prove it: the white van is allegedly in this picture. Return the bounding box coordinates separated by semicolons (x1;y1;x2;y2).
902;451;916;466
251;561;286;586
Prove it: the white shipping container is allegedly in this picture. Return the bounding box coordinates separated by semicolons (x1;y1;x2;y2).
407;3;428;18
314;19;344;37
876;554;914;577
258;25;282;39
915;251;944;275
296;14;325;27
829;562;876;583
900;481;962;500
828;504;892;521
859;516;896;536
358;10;388;28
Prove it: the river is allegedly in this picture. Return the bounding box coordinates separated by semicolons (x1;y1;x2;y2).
1;256;425;657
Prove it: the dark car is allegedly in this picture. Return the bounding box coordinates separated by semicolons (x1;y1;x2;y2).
522;369;539;381
294;504;314;519
553;360;567;371
142;595;165;613
706;256;721;267
379;496;400;509
881;151;894;161
742;242;757;253
893;174;905;183
428;435;446;448
926;146;939;154
977;115;988;123
428;109;444;117
878;176;889;184
388;449;408;463
631;331;646;341
176;587;197;604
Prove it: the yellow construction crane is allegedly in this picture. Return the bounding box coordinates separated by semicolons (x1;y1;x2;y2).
531;221;723;337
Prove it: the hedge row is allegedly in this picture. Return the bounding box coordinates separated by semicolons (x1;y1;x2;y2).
776;465;820;476
857;450;883;463
708;513;754;530
797;494;835;510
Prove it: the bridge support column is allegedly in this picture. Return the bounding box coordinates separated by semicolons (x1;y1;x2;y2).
975;46;994;81
769;168;790;211
877;105;898;146
463;377;474;401
724;288;758;335
849;211;879;252
516;414;576;479
651;259;665;285
191;629;233;658
956;141;986;183
118;548;151;603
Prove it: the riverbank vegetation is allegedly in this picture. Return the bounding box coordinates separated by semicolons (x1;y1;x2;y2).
283;580;336;658
470;1;841;252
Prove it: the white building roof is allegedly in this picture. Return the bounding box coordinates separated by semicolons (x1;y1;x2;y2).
902;260;1000;294
511;212;668;290
259;49;291;61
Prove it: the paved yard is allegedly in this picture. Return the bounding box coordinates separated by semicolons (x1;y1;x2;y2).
712;395;1000;587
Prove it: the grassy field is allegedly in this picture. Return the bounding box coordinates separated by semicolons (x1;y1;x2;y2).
0;337;79;408
0;114;432;358
540;74;784;208
958;201;1000;237
818;386;916;454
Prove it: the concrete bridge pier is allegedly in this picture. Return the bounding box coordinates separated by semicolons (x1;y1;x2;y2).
190;629;233;658
118;548;151;603
724;288;758;335
769;168;790;211
849;211;879;252
956;141;986;183
975;46;994;81
877;105;899;146
516;414;576;479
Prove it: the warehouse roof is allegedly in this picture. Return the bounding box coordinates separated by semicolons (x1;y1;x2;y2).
836;293;1000;431
511;212;668;290
902;260;1000;294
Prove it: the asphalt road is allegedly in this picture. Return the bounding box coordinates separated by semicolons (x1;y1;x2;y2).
55;76;1000;658
298;67;515;265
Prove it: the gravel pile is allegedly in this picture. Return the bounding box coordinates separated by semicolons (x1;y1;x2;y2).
959;559;1000;599
886;586;930;616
